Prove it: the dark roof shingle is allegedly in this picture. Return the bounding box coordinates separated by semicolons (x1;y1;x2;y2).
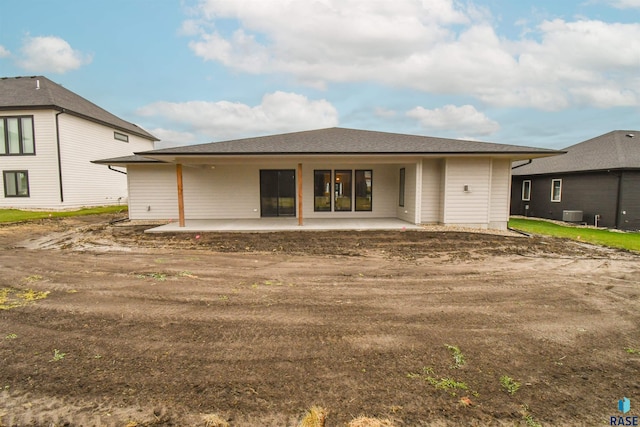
138;127;559;156
0;76;158;141
512;130;640;175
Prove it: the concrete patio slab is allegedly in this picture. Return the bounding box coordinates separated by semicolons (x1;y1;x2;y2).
145;218;420;233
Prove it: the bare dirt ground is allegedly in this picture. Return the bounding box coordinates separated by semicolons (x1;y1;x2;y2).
0;214;639;426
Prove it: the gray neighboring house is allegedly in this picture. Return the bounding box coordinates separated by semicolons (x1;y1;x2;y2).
95;127;561;230
511;130;640;230
0;76;158;209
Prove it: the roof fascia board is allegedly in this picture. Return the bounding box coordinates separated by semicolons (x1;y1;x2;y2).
135;152;562;163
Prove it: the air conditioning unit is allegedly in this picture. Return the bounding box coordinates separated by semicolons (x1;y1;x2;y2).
562;210;583;222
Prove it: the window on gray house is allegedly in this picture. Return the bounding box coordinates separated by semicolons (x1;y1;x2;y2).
522;180;531;201
0;116;35;155
551;179;562;202
3;170;30;197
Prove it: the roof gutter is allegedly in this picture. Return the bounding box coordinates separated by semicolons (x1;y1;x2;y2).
511;159;532;170
108;165;127;175
55;110;65;203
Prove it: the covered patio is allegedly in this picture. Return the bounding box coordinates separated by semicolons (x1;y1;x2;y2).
145;217;421;233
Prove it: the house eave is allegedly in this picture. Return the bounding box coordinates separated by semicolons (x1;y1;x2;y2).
133;151;562;164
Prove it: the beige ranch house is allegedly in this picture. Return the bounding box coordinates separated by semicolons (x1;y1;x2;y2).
95;128;561;231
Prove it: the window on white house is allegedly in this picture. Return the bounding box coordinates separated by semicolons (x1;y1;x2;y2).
0;116;35;155
314;170;331;212
3;170;30;197
522;180;531;201
114;131;129;142
551;179;562;202
355;170;372;211
335;170;352;211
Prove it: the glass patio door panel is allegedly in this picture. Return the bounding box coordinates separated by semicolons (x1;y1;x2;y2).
260;170;296;217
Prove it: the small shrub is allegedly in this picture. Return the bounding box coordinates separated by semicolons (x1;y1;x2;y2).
445;344;465;368
50;349;66;362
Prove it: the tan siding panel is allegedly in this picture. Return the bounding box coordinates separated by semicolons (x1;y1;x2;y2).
183;164;261;219
443;158;491;225
58;114;154;208
127;165;178;220
489;159;510;225
421;158;442;223
396;163;416;223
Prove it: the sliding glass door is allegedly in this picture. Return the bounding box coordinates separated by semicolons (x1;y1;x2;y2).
260;170;296;217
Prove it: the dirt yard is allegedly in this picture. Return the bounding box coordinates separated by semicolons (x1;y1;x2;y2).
0;214;638;426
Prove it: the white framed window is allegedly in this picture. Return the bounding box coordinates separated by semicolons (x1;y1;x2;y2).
522;180;531;201
551;179;562;202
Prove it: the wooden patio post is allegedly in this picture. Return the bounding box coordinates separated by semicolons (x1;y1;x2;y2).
176;163;185;227
297;163;303;226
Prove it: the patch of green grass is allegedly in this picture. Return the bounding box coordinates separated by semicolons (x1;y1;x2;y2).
5;333;17;340
0;288;50;310
0;205;127;223
509;217;640;252
50;349;66;362
500;375;521;395
520;404;542;427
445;344;466;369
408;367;478;397
625;347;639;354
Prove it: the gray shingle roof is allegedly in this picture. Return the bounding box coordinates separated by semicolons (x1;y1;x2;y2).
0;76;158;141
512;130;640;176
137;127;560;156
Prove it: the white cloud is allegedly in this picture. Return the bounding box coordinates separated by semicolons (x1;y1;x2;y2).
148;128;198;148
17;36;92;73
603;0;640;8
0;45;10;58
406;104;500;136
184;0;640;110
138;91;339;141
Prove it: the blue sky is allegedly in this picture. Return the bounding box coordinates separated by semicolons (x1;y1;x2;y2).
1;0;638;149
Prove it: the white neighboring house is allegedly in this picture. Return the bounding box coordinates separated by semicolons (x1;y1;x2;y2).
95;128;562;230
0;76;157;209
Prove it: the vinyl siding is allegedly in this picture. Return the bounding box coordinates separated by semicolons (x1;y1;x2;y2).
183;164;262;219
58;114;154;208
127;164;178;220
619;171;640;230
420;158;442;223
0;110;60;208
512;171;640;230
0;109;154;209
489;159;510;229
396;163;417;223
442;158;491;228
